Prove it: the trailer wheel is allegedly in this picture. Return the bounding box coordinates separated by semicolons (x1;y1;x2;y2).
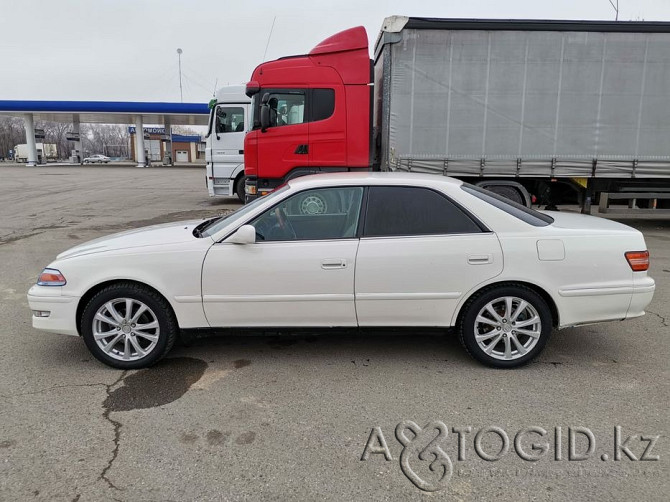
485;185;525;205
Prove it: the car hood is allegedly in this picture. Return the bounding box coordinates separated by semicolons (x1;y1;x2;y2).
542;211;639;233
56;220;209;259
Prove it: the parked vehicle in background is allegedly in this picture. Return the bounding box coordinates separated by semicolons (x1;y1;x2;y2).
244;17;670;212
205;85;251;202
27;172;654;369
14;143;57;163
83;154;110;164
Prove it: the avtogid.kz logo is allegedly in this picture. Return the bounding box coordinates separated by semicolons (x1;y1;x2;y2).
360;422;660;492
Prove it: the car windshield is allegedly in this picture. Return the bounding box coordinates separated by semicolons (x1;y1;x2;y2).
199;185;289;238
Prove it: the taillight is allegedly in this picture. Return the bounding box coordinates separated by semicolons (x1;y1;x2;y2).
37;268;67;286
625;251;649;272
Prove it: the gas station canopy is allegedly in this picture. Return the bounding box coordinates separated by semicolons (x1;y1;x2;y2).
0;100;211;166
0;100;209;125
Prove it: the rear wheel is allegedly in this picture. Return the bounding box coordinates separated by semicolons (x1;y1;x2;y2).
81;283;178;369
459;285;552;368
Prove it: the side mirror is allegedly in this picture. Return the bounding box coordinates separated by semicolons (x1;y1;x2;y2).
227;225;256;244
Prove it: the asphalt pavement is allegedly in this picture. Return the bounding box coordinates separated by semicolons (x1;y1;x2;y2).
0;165;668;501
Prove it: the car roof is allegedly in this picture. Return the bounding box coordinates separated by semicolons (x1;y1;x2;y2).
287;171;464;189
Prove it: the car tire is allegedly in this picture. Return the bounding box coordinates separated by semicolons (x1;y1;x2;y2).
458;285;552;368
235;175;246;203
81;282;178;369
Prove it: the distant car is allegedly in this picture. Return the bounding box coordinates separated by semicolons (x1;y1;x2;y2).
27;172;654;369
83;154;110;164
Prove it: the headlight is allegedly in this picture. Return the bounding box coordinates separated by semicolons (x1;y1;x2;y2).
37;268;67;286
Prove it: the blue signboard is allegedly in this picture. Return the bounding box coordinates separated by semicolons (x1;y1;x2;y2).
128;126;168;135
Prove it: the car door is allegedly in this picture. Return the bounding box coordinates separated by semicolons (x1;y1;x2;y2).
355;186;503;327
201;186;365;327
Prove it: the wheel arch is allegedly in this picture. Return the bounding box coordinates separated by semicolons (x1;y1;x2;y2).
75;279;176;336
453;280;559;330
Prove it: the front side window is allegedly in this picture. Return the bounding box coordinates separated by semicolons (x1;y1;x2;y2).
215;106;245;134
251;187;364;241
364;186;483;237
267;92;305;127
199;186;290;238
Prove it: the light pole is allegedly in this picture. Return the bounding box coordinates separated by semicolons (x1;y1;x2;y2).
177;48;183;103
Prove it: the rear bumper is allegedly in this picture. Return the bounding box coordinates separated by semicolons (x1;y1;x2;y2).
556;276;655;328
626;276;656;319
27;286;80;336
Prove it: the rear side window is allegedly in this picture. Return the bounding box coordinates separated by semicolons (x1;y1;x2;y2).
311;89;335;122
363;186;483;237
461;184;554;227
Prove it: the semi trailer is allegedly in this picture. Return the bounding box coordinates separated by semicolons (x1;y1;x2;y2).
244;17;670;211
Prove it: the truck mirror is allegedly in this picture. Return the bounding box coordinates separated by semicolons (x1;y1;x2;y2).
261;92;271;104
260;105;270;132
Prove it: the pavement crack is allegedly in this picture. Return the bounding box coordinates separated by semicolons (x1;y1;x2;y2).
100;371;128;492
646;310;670;327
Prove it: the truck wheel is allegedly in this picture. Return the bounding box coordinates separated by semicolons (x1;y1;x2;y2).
458;285;552;368
235;176;246;203
81;282;178;369
486;185;524;205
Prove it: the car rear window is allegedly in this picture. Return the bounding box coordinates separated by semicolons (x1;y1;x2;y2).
461;184;554;227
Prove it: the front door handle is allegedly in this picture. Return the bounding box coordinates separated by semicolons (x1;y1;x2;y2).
321;259;346;270
468;254;493;265
294;144;309;155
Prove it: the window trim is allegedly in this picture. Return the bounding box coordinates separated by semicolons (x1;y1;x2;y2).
361;185;490;238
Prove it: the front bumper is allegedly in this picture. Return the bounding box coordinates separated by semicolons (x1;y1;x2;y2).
27;285;80;336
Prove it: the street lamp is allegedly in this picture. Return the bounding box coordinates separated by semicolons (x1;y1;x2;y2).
177;48;183;103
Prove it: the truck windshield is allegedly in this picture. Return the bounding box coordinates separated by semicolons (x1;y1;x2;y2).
199;185;289;238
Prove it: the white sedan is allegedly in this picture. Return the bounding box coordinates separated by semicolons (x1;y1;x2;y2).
28;173;655;369
83;154;110;164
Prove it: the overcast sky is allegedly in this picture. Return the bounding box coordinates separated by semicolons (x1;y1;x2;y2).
3;0;670;103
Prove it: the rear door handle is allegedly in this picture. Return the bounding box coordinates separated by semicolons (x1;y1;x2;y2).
468;254;493;265
321;259;346;270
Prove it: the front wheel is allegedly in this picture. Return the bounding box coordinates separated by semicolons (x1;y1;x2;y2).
458;285;552;368
235;175;246;203
81;283;178;369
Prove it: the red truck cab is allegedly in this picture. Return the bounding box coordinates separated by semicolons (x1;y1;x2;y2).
244;26;372;200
